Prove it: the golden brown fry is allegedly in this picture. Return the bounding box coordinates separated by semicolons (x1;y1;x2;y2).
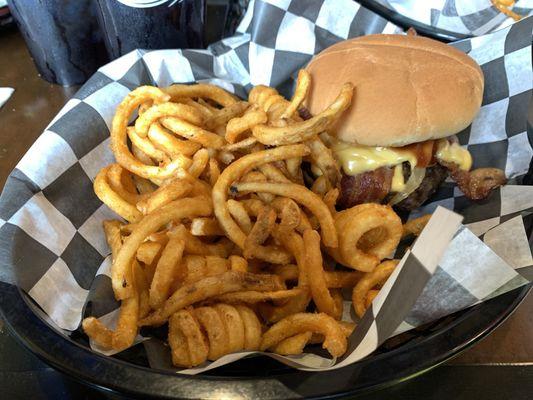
222;137;258;152
103;220;123;261
188;148;210;178
139;271;283;326
208;158;221;187
244;207;293;265
205;101;249;130
235;305;262;351
229;255;248;273
281;69;311;119
272;331;312;355
402;214;431;238
205;256;230;276
225;107;268;143
306;137;340;187
136;179;192;215
107;163;147;205
149;235;185;309
213;288;304;304
327;204;402;272
127;127;170;163
260;313;347;358
112;270;140;350
172;309;209;367
136;241;162;265
303;229;338;318
258;163;291;183
94;166;142;223
230;181;338;248
365;289;380;309
163;83;238;107
252;83;353;145
214;304;245;353
213;144;310;248
161;117;225;149
82;317;113;349
323;188;339;215
352;260;399;318
135;102;204;137
194;306;230;360
227;199;253;234
169;312;192;367
172;224;233;257
148;122;201;157
112;196;212;300
190;218;225;236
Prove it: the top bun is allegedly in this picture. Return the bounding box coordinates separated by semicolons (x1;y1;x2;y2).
305;34;484;147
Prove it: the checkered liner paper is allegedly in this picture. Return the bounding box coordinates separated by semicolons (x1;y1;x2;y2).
0;0;531;373
374;0;533;36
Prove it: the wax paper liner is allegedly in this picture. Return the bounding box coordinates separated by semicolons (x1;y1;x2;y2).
0;0;531;373
371;0;532;37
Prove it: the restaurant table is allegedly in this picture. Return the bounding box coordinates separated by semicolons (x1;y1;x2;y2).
0;26;532;400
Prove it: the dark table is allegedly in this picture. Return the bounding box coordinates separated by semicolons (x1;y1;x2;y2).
0;27;532;400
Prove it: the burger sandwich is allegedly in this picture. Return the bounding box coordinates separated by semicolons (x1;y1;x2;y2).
304;34;506;211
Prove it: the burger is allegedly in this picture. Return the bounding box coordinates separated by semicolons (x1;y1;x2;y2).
304;34;506;211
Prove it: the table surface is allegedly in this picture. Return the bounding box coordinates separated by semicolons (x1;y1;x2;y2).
0;27;532;399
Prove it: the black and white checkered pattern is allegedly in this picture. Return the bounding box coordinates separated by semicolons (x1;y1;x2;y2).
0;0;531;371
375;0;533;37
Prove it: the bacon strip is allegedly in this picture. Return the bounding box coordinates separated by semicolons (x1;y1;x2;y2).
443;162;507;200
338;167;393;209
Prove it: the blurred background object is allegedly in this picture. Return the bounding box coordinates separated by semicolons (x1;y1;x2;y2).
6;0;108;86
93;0;206;60
0;1;14;32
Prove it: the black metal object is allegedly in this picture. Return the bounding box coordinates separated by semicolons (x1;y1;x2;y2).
356;0;472;42
0;280;530;399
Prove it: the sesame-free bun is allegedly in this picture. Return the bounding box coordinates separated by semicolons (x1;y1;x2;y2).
305;34;484;147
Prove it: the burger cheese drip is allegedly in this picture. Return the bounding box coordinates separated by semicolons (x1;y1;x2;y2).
334;139;478;209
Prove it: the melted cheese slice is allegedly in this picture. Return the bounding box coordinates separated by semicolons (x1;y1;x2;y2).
332;141;417;176
332;138;472;179
435;140;472;171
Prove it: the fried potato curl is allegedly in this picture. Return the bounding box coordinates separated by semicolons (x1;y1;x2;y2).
83;74;409;368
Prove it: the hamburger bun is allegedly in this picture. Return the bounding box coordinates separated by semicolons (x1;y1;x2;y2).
305;34;484;147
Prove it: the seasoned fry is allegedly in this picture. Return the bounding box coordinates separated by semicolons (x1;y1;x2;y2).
327;204;402;272
303;230;338;318
260;313;347;358
205;101;249;130
136;241;162;265
190;218;224;236
82;317;113;349
352;260;399;318
213;288;304;304
272;331;312;355
163;83;238;107
402;214;431;238
94;166;142;223
161;117;225;148
281;69;311;119
229;255;248;273
139;271;283;326
112;197;212;300
148;122;201;157
194;306;229;360
103;220;123;261
149;235;185;309
227;199;253;234
135;102;204;137
230;181;338;248
213;144;310;248
225;107;268;143
252;83;353;145
136;179;192;215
